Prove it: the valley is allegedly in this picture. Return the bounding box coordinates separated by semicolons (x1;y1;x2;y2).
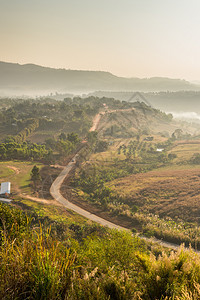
1;97;200;248
1;96;200;299
2;1;200;298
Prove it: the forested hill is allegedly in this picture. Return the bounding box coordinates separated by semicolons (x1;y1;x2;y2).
90;91;200;113
0;61;199;96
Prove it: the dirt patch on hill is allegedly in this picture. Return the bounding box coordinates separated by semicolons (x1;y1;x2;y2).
7;165;20;174
22;194;62;206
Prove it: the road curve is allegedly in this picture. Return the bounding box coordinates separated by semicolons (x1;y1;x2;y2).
50;154;127;230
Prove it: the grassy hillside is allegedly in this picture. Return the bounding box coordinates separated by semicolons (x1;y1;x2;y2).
97;105;179;138
109;167;200;222
0;161;43;195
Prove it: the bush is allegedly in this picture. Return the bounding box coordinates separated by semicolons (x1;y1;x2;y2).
190;153;200;164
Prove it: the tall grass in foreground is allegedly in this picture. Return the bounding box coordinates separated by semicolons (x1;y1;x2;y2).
3;203;200;299
0;226;75;300
2;229;200;300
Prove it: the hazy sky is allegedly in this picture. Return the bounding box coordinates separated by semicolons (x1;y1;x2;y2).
1;0;200;80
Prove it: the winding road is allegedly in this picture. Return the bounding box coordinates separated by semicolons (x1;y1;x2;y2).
50;112;126;230
50;110;197;251
50;154;126;230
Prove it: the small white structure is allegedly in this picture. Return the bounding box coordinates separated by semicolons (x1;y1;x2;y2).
0;182;11;195
156;148;164;152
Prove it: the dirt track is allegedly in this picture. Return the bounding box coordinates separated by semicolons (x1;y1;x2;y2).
89;112;104;132
7;165;20;174
21;194;61;206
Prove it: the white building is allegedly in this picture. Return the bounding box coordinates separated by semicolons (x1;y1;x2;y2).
0;182;11;195
156;148;164;152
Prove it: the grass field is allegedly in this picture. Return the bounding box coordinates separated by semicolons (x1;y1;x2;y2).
0;161;43;195
91;135;168;163
108;165;200;223
28;131;57;143
90;136;200;180
0;165;15;178
169;140;200;162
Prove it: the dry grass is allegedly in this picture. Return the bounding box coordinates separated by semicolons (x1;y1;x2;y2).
91;135;167;163
16;198;87;225
108;166;200;222
169;140;200;162
97;108;198;139
29;131;56;143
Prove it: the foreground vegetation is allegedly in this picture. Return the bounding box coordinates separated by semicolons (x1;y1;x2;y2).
2;202;200;299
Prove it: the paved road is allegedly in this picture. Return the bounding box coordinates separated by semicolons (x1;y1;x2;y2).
50;110;129;230
50;154;126;230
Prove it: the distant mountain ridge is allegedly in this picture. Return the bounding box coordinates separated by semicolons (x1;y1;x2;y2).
0;61;199;96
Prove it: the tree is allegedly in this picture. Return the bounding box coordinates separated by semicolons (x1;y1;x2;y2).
56;140;73;156
74;109;83;118
87;131;98;145
190;153;200;164
59;133;67;141
45;138;56;150
168;153;177;160
67;132;80;144
172;129;183;140
95;140;108;152
31;165;41;190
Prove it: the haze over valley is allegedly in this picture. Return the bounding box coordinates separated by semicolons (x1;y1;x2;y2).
2;61;200;118
1;61;199;96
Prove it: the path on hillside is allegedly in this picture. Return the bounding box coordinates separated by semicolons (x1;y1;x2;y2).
50;109;130;230
50;109;196;251
89;112;105;132
89;108;135;132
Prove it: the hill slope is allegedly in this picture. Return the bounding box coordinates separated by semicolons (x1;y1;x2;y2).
90;91;200;113
0;61;199;96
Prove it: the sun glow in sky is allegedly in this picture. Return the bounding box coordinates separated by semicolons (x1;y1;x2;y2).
1;0;200;80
